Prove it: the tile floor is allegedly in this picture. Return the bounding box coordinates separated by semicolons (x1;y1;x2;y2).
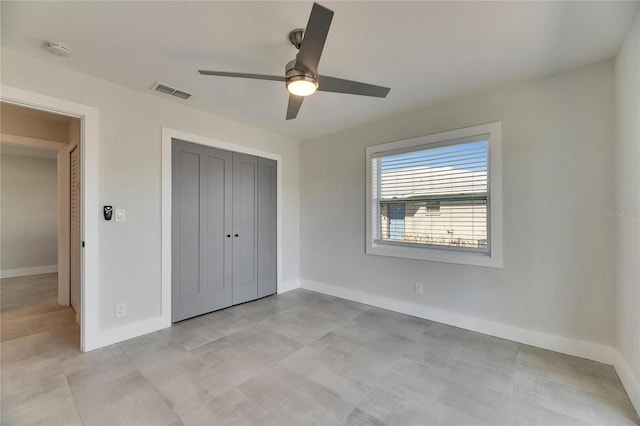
1;273;639;426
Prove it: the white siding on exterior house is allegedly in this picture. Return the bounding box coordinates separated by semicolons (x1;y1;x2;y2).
378;163;488;249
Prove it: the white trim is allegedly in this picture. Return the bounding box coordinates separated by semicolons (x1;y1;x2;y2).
300;279;615;365
1;85;100;352
1;133;71;305
278;279;300;294
614;350;640;416
0;265;58;279
86;316;168;351
161;127;283;326
365;122;503;268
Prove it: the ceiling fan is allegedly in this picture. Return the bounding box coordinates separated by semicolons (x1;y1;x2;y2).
198;2;390;120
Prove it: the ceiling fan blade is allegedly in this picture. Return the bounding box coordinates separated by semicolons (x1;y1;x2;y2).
286;94;304;120
198;70;285;82
296;3;334;75
317;75;390;98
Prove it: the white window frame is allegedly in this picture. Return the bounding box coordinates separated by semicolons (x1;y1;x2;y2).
365;122;503;268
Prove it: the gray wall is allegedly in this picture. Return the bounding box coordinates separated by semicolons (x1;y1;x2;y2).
614;10;640;386
1;153;58;272
1;48;300;331
300;60;615;346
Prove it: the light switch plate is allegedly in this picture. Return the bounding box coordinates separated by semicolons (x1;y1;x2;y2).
115;209;126;222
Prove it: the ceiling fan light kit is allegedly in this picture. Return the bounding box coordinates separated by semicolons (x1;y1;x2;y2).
198;2;390;120
286;77;318;96
285;59;318;96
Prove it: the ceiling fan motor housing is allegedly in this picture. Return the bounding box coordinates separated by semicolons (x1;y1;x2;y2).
285;59;319;94
285;59;316;81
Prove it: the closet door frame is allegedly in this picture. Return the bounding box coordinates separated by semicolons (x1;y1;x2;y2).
161;128;282;327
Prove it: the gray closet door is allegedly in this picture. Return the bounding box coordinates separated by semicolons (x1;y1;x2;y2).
258;157;277;298
172;140;233;322
203;146;233;312
232;152;258;304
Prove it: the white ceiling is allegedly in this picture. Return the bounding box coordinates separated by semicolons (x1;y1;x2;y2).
2;1;638;141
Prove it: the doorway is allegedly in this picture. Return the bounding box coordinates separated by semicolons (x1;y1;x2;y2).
0;85;98;351
0;102;82;345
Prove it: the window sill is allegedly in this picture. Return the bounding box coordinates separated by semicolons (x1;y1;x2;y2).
366;241;503;268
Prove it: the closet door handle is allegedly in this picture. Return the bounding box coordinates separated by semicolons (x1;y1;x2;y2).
226;234;231;238
234;234;239;237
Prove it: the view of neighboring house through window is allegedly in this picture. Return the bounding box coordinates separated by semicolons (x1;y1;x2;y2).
375;139;489;251
366;121;502;267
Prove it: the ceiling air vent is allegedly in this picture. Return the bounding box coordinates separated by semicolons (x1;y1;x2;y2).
151;82;192;100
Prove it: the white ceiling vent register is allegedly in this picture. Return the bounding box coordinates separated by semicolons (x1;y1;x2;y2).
150;82;192;100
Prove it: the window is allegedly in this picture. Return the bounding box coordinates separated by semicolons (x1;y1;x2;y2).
366;122;503;267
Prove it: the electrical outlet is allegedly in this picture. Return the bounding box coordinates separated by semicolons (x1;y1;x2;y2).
414;282;424;296
115;303;126;318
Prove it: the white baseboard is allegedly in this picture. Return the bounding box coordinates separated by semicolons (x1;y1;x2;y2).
300;280;614;365
614;349;640;416
0;265;58;279
83;316;170;352
85;281;300;351
278;279;300;294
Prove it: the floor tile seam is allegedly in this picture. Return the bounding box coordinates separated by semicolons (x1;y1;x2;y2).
400;352;516;396
304;309;367;326
244;317;319;351
347;355;406;410
0;331;57;368
506;344;519;426
516;350;618;375
64;371;86;426
362;383;472;425
0;328;49;345
169;388;231;425
511;371;637;424
178;329;227;352
333;404;358;426
134;365;186;424
51;316;77;363
270;358;356;417
116;341;147;381
231;384;295;425
514;361;631;395
300;316;353;347
401;357;516;409
191;347;266;388
350;403;389;426
509;394;601;426
513;366;638;413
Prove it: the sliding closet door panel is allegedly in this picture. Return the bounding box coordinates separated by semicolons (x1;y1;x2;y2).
258;158;277;298
232;152;258;304
203;150;233;311
172;141;203;321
